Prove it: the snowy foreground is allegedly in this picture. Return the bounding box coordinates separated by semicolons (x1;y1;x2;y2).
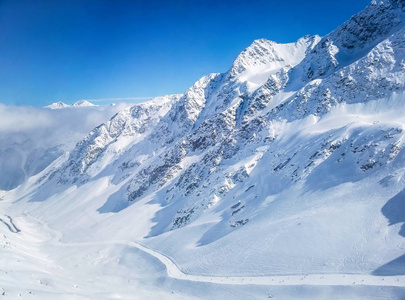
0;203;404;299
2;0;405;299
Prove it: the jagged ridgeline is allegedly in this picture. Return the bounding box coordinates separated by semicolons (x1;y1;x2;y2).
32;0;405;242
4;2;405;298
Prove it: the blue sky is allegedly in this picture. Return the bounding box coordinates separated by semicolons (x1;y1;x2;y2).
0;0;370;106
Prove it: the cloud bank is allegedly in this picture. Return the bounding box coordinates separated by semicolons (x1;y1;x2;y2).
0;102;131;190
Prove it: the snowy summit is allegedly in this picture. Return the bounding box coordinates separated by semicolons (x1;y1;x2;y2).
71;100;96;107
45;101;69;109
45;100;96;109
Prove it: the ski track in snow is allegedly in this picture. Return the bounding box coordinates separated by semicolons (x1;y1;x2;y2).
24;212;405;288
0;215;20;233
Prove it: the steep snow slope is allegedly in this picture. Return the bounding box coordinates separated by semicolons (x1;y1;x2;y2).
291;0;405;84
229;35;321;91
2;0;405;299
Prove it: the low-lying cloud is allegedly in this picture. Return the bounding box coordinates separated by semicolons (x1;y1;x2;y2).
0;102;131;190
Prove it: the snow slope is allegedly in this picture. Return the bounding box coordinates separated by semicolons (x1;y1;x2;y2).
2;0;405;299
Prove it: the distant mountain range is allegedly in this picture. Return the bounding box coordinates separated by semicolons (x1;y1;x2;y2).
45;100;96;109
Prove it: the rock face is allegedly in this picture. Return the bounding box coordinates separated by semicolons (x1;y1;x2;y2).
31;1;405;241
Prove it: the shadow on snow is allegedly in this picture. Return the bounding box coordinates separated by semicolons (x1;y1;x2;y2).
373;188;405;276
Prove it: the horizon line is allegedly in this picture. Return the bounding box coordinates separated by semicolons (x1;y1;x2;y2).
77;97;154;103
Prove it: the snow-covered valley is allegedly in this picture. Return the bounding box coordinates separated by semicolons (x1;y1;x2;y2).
2;0;405;299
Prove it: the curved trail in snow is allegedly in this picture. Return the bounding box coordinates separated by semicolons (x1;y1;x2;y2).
130;241;405;287
24;212;405;288
0;215;21;233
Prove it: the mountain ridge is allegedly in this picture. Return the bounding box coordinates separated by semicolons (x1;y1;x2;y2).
3;1;405;298
45;100;97;109
32;0;405;229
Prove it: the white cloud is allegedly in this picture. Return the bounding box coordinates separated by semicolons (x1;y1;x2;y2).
0;102;132;190
0;104;53;132
80;97;153;103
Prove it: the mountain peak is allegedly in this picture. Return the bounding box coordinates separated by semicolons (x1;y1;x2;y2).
45;101;69;109
250;38;276;47
291;0;405;83
331;0;405;52
72;100;96;107
228;35;320;90
372;0;405;7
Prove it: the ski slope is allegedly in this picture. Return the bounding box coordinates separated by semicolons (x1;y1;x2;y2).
1;209;405;299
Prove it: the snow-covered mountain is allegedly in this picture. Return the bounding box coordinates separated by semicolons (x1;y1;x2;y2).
71;100;96;107
45;101;70;109
45;100;97;109
2;1;405;299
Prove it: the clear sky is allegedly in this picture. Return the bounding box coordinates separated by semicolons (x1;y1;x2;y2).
0;0;371;106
